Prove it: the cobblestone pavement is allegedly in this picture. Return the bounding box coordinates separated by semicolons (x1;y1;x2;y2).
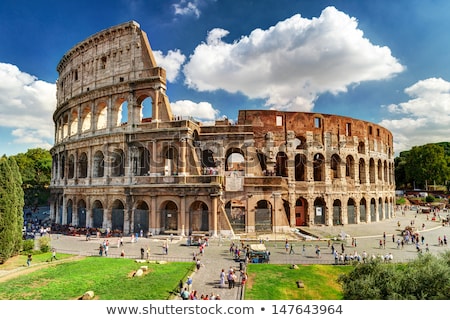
2;209;449;300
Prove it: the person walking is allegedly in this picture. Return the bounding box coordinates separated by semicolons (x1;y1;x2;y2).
289;243;295;254
219;269;226;288
50;248;58;261
27;254;32;267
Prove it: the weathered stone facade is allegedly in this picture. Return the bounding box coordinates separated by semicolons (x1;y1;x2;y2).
49;21;396;237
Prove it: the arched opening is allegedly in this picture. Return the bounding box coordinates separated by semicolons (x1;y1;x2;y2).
378;159;383;182
134;201;150;234
92;200;104;229
77;199;87;227
347;198;356;224
70;110;78;136
66;199;73;225
358;141;365;153
164;146;178;176
313;153;325;181
118;100;128;126
378;197;383;221
81;106;91;132
111;148;125;177
359;158;366;184
333;199;342;225
295;197;308;226
225;200;245;233
369;158;376;183
93;150;105;178
313;198;326;225
140;96;153;123
360;198;367;222
111;199;125;232
346;155;355;179
295;136;307;149
255;200;271;232
189;201;209;233
78;152;88;178
68;154;74;179
370;198;376;222
60;155;65;179
331;154;341;179
295;154;306;181
96;102;108;130
131;144;150;176
161;201;178;232
225;149;245;173
275;151;288;177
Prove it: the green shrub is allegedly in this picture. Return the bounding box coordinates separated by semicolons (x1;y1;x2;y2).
22;239;35;252
38;236;51;253
425;195;435;203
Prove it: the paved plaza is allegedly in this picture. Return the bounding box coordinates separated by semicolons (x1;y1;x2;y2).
2;208;449;300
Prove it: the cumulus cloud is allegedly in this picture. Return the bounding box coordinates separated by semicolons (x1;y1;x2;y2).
183;6;404;111
0;62;55;150
170;100;219;122
380;77;450;154
153;49;186;82
173;0;201;18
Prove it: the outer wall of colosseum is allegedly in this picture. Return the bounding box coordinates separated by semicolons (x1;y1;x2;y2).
49;21;396;238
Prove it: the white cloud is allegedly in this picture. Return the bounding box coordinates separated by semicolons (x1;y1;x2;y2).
153;49;186;82
170;100;219;121
380;77;450;154
0;62;55;150
183;6;404;111
173;0;201;18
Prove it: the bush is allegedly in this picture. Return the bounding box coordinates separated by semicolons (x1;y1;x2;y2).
425;195;435;203
38;236;51;253
22;239;35;252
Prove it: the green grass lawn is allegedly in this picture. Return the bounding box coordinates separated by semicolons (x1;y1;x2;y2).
0;254;351;300
0;255;195;300
244;264;352;300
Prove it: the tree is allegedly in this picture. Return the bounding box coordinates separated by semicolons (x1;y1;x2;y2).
0;156;25;263
11;148;52;209
404;144;450;189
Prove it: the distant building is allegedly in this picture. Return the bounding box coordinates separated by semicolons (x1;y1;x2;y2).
49;21;396;237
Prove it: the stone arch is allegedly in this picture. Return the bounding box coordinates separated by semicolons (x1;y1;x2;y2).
359;158;366;184
330;154;341;179
96;101;108;130
378;197;383;220
313;153;325;181
67;199;73;225
78;152;88;178
68;154;75;179
369;158;376;183
92;200;104;228
384;197;390;219
81;105;91;132
70;109;78;136
346;155;355;179
134;201;150;234
189;201;209;233
295;154;306;181
370;198;377;222
225;200;245;233
333;199;342;225
93;150;105;178
111;199;125;232
275;151;288;177
138;95;154;123
77;199;87;227
295;197;308;226
360;197;367;222
347;198;356;224
60;154;65;179
358;141;365;153
225;148;245;172
163;145;178;176
255;199;271;232
313;197;326;225
115;97;128;126
295;136;307;149
160;200;178;232
110;148;125;177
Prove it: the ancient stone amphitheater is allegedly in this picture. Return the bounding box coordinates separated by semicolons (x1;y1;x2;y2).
49;21;395;238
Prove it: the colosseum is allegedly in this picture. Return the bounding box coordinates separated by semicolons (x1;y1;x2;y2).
49;21;396;238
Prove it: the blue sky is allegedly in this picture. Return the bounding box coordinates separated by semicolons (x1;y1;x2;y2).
1;0;450;157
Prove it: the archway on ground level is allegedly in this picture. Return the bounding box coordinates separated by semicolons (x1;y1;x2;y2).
333;199;342;225
370;198;376;222
255;200;272;232
67;199;73;225
161;201;178;232
225;200;245;233
313;198;326;225
189;201;209;233
134;201;149;234
347;198;356;224
360;198;367;222
295;197;308;226
77;200;86;227
111;199;125;232
92;200;104;229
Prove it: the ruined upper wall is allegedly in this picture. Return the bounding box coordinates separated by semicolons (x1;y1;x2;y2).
56;21;165;107
237;110;394;156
